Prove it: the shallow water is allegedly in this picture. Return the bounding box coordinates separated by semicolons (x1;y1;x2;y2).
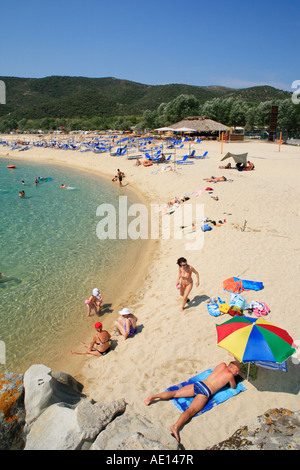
0;157;138;373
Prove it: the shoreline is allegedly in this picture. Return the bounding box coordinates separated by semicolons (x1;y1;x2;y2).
1;135;300;450
0;146;157;380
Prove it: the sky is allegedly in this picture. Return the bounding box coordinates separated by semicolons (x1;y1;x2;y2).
1;0;299;91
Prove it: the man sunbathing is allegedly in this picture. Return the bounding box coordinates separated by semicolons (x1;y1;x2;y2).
203;176;227;182
218;162;231;169
144;361;240;443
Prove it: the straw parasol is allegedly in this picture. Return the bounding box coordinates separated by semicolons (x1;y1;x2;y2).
170;116;230;134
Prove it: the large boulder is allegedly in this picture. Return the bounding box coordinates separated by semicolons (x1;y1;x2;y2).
24;398;126;450
91;408;179;450
23;364;85;431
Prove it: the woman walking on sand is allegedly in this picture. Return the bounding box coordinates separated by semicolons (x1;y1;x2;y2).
176;257;199;311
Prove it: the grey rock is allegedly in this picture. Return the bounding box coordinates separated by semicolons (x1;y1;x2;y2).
208;408;300;450
91;407;178;451
76;399;126;441
24;398;126;450
23;364;85;431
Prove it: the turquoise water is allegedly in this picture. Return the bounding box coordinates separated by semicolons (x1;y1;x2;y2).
0;158;137;373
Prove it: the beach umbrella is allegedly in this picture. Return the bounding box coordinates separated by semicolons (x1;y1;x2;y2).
155;127;177;132
216;316;296;366
173;127;197;133
220;152;248;164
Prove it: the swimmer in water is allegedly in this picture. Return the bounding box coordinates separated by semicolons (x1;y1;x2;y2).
19;190;25;197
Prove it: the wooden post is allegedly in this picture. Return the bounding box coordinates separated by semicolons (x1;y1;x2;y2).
174;147;176;172
221;132;224;153
279;131;282;151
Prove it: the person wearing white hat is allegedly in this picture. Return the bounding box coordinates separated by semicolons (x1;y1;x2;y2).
114;308;138;340
84;288;103;317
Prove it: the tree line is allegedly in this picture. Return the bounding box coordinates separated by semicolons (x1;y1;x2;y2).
0;94;299;135
135;95;300;134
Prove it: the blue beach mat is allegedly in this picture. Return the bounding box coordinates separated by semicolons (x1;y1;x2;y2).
166;369;247;418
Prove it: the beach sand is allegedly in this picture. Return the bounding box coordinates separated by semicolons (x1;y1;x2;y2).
1;136;299;449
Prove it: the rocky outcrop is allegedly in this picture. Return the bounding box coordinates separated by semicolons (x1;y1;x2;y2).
91;409;178;450
208;408;300;450
21;364;177;450
0;371;25;450
1;365;299;450
23;364;85;430
25;398;127;450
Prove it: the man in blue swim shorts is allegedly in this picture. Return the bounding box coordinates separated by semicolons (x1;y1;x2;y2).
144;361;240;443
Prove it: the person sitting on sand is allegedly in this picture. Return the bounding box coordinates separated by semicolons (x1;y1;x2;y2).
71;322;111;357
144;361;240;443
203;176;227;182
243;161;255;171
176;257;199;311
114;307;138;340
136;158;141;166
85;288;103;317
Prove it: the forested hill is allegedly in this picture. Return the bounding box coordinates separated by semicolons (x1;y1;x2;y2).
0;76;291;120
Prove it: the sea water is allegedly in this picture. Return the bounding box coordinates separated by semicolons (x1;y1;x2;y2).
0;158;138;373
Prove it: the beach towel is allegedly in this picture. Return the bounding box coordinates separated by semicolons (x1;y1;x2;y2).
223;277;264;293
166;369;246;417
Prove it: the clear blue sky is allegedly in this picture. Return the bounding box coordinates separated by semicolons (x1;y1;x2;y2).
1;0;299;91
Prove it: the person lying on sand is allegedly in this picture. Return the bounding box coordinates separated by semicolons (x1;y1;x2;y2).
144;361;240;443
71;322;111;357
218;162;231;169
203;176;227;182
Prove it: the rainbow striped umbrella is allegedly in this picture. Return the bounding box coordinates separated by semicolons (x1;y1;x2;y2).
216;316;296;364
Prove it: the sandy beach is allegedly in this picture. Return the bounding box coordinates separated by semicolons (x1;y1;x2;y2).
1;135;299;450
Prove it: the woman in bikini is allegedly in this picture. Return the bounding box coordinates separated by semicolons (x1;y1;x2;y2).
176;257;199;311
71;322;111;357
114;307;138;340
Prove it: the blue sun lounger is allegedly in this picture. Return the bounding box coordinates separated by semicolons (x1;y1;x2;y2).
176;155;194;164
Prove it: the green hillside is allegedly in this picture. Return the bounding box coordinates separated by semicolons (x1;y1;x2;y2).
0;76;291;121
